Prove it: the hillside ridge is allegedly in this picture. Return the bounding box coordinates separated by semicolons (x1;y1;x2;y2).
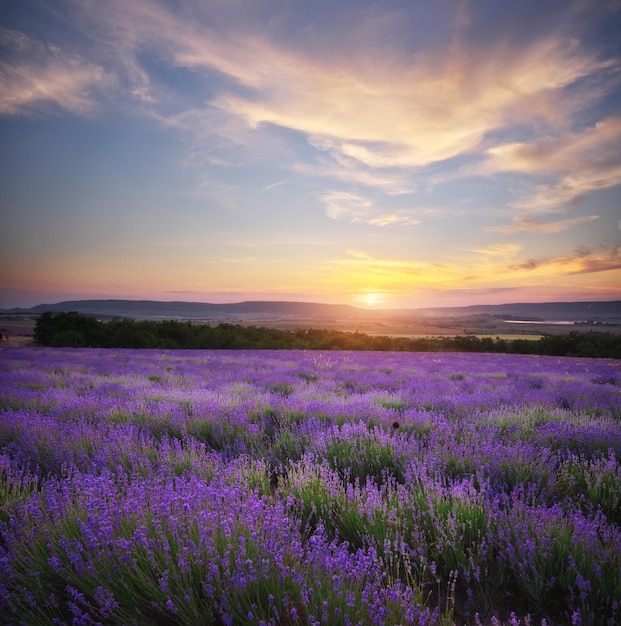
2;298;620;322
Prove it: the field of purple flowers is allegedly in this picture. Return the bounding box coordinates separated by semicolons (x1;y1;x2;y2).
1;347;620;626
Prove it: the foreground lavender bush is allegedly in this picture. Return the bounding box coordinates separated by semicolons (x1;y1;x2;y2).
1;347;620;625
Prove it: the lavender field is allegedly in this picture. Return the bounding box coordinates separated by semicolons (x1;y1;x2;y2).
1;348;620;625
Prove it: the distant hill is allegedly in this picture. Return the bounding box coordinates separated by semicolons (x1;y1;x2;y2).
5;299;375;321
413;301;621;322
2;299;620;323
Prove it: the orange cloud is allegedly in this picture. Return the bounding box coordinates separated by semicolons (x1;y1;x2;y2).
323;249;489;297
508;245;621;277
488;214;599;234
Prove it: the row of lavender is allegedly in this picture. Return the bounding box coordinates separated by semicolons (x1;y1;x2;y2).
1;347;620;625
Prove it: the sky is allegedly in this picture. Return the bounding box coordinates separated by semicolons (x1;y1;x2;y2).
1;0;621;310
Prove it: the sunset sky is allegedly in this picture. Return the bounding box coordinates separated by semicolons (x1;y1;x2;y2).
1;0;621;310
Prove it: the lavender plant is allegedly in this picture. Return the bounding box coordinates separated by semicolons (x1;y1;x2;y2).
1;347;620;625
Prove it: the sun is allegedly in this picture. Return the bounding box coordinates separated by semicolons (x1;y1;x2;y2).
358;292;388;307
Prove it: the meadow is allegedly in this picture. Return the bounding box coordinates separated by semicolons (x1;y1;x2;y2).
1;347;620;625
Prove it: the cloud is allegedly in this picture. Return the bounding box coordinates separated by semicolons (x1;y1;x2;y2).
508;244;621;276
466;243;522;259
322;242;621;302
489;214;600;234
213;33;611;169
367;211;421;227
322;246;528;299
486;118;621;174
2;0;620;229
0;28;114;116
321;192;422;226
514;168;621;212
321;191;373;222
262;180;285;191
32;0;617;174
481;117;621;211
293;148;417;195
327;250;459;289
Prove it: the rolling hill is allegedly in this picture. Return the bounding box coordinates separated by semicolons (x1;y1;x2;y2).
2;299;620;323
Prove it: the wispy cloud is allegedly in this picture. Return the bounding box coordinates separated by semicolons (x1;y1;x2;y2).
326;250;459;291
213;33;612;169
3;2;619;207
486;118;621;175
321;191;373;222
262;180;285;191
489;214;599;234
508;244;621;276
367;211;421;227
0;28;114;116
322;241;621;302
320;192;421;226
26;1;616;172
324;248;513;300
466;244;522;260
292;153;416;195
512;169;621;212
482;117;621;211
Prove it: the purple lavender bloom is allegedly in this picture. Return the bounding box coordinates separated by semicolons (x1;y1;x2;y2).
1;347;620;624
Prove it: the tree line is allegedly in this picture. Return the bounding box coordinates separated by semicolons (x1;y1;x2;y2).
32;311;621;358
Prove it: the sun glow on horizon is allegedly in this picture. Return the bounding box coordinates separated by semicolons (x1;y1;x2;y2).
354;292;390;308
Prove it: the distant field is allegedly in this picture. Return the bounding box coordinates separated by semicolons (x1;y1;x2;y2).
2;314;619;350
234;317;475;337
364;331;546;341
237;318;557;339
